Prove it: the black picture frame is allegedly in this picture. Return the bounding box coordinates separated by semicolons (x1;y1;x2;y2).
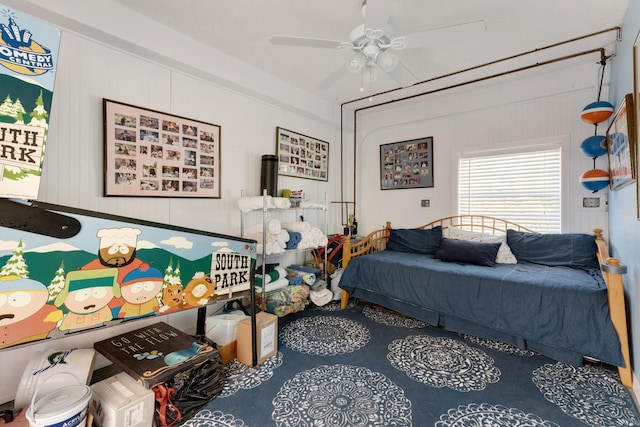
276;127;329;182
103;99;221;198
380;137;434;190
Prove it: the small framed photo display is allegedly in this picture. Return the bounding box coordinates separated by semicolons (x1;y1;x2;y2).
103;99;221;198
607;93;636;191
380;137;434;190
276;127;329;181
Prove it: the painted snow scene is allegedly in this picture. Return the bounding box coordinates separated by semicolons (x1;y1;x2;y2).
0;4;61;199
0;203;256;350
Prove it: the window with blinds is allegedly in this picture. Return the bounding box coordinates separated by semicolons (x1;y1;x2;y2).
458;144;561;233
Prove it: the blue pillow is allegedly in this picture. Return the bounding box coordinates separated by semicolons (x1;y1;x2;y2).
506;230;598;269
434;238;501;267
386;226;442;255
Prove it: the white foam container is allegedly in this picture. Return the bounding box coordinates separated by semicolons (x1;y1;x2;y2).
14;348;96;411
90;373;154;427
26;383;91;427
205;311;248;346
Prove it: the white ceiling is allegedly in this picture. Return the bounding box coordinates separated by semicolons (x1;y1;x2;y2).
111;0;629;104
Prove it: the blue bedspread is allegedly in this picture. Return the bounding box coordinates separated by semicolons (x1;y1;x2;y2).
339;250;623;367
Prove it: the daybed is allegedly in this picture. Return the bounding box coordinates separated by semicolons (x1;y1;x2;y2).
338;215;631;387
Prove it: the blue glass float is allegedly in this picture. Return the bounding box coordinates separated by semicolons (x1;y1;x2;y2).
581;101;614;124
580;135;607;158
580;169;609;192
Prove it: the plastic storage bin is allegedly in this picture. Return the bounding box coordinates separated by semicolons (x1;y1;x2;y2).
205;311;249;363
90;372;155;427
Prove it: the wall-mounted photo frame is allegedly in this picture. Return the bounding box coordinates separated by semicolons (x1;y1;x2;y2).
606;93;636;191
380;137;434;190
103;99;221;198
634;31;640;218
276;127;329;182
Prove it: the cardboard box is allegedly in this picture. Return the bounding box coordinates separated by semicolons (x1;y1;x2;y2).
237;311;278;366
90;373;155;427
218;341;237;364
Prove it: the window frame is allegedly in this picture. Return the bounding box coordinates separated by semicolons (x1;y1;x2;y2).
452;137;570;233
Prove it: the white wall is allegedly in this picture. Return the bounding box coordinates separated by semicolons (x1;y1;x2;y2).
0;1;340;405
346;59;609;236
608;0;640;398
1;0;633;406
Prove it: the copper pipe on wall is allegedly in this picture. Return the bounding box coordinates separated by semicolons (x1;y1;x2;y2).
339;26;620;220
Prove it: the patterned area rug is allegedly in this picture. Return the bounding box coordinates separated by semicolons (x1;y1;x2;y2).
184;302;639;427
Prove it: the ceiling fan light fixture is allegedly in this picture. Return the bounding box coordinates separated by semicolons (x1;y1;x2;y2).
347;55;365;72
379;52;399;72
362;65;377;83
362;44;381;64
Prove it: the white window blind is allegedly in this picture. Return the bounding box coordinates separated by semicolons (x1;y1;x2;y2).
458;144;561;233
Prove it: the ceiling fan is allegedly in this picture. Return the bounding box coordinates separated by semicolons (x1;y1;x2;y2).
269;0;486;90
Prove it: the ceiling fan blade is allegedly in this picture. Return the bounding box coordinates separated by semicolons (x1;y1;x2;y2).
403;20;487;48
383;61;418;88
363;0;392;29
316;63;350;89
270;35;344;49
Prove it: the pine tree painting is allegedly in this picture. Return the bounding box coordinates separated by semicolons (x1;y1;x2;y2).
0;94;16;118
29;90;49;128
47;261;66;302
0;240;29;278
158;259;184;307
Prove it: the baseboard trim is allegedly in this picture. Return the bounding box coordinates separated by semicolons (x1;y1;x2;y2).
631;370;640;408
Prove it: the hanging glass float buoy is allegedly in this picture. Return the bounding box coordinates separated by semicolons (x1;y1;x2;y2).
579;169;609;192
581;101;614;124
580;135;607;158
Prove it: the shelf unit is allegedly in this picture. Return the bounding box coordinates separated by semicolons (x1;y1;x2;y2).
240;190;328;308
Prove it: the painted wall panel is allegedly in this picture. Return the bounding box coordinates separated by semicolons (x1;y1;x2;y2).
348;62;609;236
607;0;640;398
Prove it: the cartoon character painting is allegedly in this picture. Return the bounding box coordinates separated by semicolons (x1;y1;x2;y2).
0;275;63;349
0;202;255;349
183;274;217;307
54;268;120;332
80;227;144;283
117;263;164;320
159;282;184;313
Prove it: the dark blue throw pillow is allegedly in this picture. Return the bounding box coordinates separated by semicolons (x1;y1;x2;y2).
506;229;598;269
386;226;442;255
434;238;501;267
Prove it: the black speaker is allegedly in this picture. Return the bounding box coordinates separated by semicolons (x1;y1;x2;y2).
260;154;278;196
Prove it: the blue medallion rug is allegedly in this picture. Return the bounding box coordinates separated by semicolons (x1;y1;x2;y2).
183;301;639;426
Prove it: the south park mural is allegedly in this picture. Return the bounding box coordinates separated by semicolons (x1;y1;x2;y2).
0;204;256;350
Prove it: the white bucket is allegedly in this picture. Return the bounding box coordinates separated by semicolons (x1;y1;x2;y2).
26;373;91;427
14;348;96;411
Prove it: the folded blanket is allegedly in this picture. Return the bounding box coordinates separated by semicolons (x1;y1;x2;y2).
299;199;313;209
286;266;317;286
238;196;275;212
286;231;302;249
272;197;291;209
267;219;281;234
254;238;286;255
277;229;290;244
255;263;279;275
289;264;321;275
255;277;289;293
256;265;288;286
281;221;311;233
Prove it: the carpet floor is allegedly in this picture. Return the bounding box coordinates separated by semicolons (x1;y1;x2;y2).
183;301;640;427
